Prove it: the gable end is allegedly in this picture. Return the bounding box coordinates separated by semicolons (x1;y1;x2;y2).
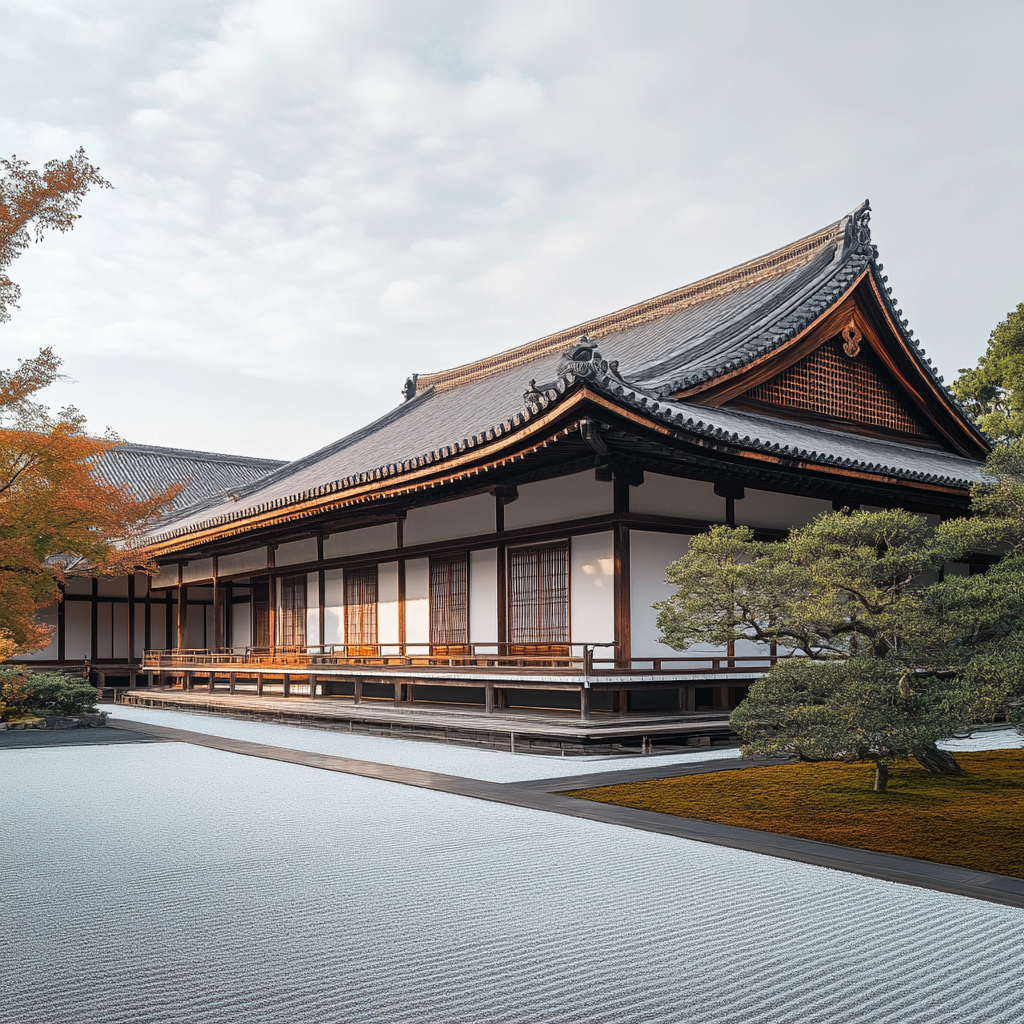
729;334;940;445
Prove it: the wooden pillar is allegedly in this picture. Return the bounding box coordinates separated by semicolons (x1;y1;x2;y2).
256;674;264;696
144;586;152;657
177;583;187;650
213;560;225;651
90;578;99;662
580;685;591;721
165;589;173;649
353;679;362;704
283;674;292;698
208;674;215;693
613;690;628;714
127;574;136;663
268;577;276;651
393;679;402;707
57;582;66;662
495;494;507;656
613;521;631;667
229;672;236;694
308;675;317;698
485;682;494;714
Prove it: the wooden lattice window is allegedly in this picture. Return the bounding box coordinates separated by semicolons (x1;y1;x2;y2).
509;543;569;645
252;579;270;648
742;336;931;437
430;553;469;648
278;574;306;647
345;566;378;650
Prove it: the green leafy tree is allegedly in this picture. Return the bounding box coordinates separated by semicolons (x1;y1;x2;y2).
952;302;1024;441
655;509;972;791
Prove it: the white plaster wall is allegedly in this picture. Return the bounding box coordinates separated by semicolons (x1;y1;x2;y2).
405;558;430;647
134;573;149;597
323;523;397;559
469;548;498;646
112;603;129;659
150;603;167;651
735;490;833;530
97;603;113;658
97;578;128;598
631;474;726;521
181;558;214;585
219;547;267;576
64;578;92;596
504;472;613;531
187;603;206;649
629;530;723;659
570;532;615;646
275;537;318;567
151;566;178;590
323;569;344;645
405;494;495;547
378;561;400;648
230;602;251;649
305;572;320;647
65;602;90;659
15;604;57;660
133;603;146;658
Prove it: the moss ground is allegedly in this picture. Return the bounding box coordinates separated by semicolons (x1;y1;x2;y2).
571;749;1024;877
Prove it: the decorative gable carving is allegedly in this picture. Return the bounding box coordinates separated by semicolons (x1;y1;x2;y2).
733;335;935;441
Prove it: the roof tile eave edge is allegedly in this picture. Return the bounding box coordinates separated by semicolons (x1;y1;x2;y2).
142;379;582;551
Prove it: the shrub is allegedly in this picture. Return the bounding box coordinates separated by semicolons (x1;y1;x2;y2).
0;668;37;721
24;671;99;715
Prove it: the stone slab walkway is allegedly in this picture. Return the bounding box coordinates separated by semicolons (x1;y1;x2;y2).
106;719;1024;909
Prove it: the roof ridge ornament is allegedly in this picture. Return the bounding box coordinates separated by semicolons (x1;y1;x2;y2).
843;200;878;260
556;336;608;379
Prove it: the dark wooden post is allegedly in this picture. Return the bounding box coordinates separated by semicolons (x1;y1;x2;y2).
613;521;631;672
256;673;264;696
90;578;99;662
393;679;402;707
282;674;291;698
177;581;187;651
208;673;215;693
229;672;236;694
57;582;66;662
127;573;136;663
580;685;591;721
485;682;494;714
353;678;362;704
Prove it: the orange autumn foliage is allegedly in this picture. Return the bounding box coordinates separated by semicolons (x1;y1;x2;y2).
1;151;179;657
1;349;180;657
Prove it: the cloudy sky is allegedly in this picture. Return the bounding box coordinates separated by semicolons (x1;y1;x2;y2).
2;0;1022;460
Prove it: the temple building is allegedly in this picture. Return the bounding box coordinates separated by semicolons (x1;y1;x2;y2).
10;202;991;733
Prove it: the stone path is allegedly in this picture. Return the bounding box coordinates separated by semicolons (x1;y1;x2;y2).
106;719;1024;909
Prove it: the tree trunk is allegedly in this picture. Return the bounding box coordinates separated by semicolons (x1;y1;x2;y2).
874;761;889;793
914;743;962;774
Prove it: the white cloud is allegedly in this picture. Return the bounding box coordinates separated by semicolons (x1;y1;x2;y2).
0;0;1021;459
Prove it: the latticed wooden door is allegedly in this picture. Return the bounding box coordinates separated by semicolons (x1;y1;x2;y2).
344;566;378;655
430;553;469;654
278;574;306;648
251;580;270;649
508;543;570;657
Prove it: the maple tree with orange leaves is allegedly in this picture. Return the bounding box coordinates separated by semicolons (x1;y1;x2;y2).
1;151;180;658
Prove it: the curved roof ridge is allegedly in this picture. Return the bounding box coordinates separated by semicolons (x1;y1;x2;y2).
413;208;856;398
107;441;286;468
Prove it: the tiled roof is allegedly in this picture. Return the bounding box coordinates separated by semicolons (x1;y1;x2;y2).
146;203;988;544
96;443;285;511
